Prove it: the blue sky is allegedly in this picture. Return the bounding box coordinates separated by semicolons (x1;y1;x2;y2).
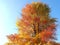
0;0;60;45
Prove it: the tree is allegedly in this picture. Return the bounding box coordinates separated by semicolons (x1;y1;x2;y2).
5;2;58;45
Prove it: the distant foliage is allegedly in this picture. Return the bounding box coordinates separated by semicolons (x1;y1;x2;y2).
5;2;58;45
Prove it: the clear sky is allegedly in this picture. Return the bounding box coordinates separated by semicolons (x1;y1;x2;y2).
0;0;60;45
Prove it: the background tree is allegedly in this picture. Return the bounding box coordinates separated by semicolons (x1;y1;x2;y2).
5;2;59;45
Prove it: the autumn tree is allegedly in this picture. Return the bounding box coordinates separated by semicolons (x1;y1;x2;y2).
5;2;58;45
